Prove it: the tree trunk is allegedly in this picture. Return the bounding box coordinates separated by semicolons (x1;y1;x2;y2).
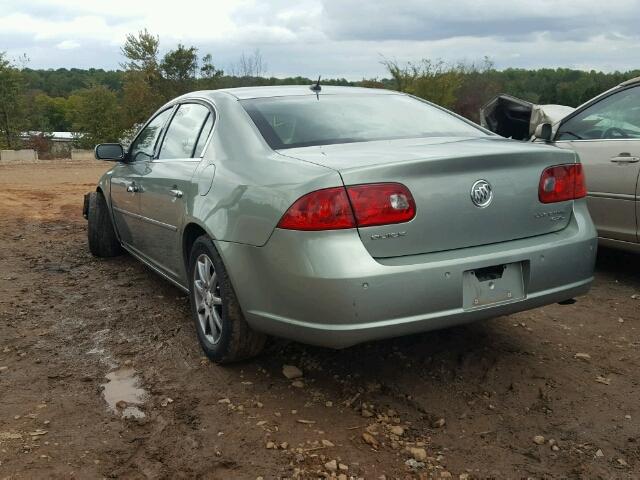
0;106;13;148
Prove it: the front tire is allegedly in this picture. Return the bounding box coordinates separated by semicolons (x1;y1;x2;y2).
188;236;266;363
87;191;122;257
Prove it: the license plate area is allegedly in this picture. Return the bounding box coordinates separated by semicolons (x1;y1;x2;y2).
463;262;525;309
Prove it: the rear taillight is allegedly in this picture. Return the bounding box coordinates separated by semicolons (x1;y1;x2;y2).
277;187;356;230
346;183;416;227
538;164;587;203
278;183;416;230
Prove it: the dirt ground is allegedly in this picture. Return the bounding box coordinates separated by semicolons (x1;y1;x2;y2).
0;159;638;480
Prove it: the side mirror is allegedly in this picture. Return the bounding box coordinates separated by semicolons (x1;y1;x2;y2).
534;123;553;143
95;143;125;161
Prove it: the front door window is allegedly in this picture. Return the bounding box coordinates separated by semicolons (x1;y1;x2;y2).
556;86;640;141
128;108;173;162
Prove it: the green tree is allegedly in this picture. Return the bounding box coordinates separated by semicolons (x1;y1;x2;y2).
381;58;463;109
199;53;224;89
162;44;198;81
0;52;26;148
20;68;125;97
67;85;122;148
453;57;501;122
121;71;164;126
121;29;160;72
28;93;71;132
120;30;164;126
161;44;199;96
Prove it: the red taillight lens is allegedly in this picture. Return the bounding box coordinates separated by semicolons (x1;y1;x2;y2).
346;183;416;227
278;183;416;230
538;164;587;203
573;164;587;199
277;187;356;230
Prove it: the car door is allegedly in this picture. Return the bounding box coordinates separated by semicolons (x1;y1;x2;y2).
554;85;640;243
135;101;215;278
110;108;174;249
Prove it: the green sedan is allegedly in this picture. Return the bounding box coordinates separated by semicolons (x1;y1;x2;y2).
85;85;597;363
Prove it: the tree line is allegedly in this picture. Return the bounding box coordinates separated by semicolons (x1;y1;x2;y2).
1;30;639;156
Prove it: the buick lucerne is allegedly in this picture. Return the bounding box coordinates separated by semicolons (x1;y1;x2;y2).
84;85;597;362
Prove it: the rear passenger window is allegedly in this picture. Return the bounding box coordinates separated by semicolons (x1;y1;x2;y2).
159;103;210;159
194;113;214;157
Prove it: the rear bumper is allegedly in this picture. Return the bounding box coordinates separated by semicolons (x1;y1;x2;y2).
218;200;597;348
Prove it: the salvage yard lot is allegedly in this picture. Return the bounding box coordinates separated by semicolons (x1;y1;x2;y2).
0;159;639;479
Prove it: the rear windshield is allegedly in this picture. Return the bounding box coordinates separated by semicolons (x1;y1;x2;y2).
241;93;486;149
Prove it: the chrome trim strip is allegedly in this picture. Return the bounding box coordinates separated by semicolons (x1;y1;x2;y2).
190;96;218;158
598;237;640;253
150;158;202;163
588;192;637;201
121;243;190;293
554;138;640;143
112;206;178;231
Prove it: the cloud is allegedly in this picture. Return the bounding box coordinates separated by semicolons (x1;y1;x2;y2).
56;39;80;50
1;0;639;77
318;0;640;41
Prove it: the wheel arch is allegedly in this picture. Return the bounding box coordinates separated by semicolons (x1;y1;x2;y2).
182;221;213;272
94;183;121;242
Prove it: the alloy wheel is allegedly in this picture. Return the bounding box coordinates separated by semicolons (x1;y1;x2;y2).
193;253;223;344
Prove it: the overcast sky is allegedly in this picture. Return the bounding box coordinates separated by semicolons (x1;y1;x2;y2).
1;0;639;78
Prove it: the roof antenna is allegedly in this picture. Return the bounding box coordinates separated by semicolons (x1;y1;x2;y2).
310;76;321;96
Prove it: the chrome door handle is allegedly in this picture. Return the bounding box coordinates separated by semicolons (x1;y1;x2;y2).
169;189;183;198
126;182;139;193
610;155;640;163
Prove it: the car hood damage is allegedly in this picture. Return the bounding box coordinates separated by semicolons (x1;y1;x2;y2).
480;94;574;141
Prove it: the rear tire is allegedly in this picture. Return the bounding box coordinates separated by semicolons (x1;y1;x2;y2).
188;235;266;363
87;191;123;257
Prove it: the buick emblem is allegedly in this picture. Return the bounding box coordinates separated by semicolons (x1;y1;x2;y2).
470;180;493;208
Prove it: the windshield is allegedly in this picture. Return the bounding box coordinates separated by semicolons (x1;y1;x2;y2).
241;93;486;149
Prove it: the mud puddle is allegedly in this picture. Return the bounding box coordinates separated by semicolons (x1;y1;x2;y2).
101;368;147;419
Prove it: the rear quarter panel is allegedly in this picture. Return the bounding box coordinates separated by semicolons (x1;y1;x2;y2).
187;94;343;247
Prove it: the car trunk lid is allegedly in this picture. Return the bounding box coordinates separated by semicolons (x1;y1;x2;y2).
279;136;577;258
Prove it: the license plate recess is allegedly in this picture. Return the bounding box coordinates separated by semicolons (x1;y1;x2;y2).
462;262;525;309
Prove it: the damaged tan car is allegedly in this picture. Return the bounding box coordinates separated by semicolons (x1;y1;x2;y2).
481;77;640;252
